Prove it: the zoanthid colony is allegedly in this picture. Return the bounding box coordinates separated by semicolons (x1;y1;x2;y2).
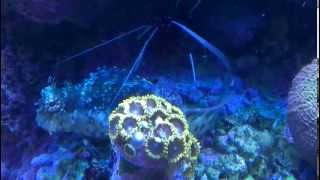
108;95;200;179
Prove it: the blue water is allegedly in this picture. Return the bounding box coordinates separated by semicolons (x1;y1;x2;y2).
1;0;317;179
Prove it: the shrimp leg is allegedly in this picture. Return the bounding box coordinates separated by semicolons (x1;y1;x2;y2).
109;27;159;110
171;20;231;72
188;52;197;84
56;25;149;66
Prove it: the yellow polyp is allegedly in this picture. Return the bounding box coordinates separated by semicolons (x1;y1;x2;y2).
145;136;165;159
168;114;189;136
167;137;187;163
188;135;201;161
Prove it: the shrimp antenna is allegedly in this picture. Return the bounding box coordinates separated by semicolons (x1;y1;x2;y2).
171;20;231;71
188;52;197;84
176;0;181;8
189;0;201;15
56;25;149;66
108;27;159;110
137;26;152;40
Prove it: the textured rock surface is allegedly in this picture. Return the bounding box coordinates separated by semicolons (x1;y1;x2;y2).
288;59;318;168
36;67;154;138
195;124;299;180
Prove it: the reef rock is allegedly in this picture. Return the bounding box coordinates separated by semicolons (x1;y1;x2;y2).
36;67;154;138
287;59;318;168
216;125;274;163
196;124;298;179
20;147;89;179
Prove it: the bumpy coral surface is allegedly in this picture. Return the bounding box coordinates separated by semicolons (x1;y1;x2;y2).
287;59;318;168
36;67;153;138
196;124;299;179
109;95;200;179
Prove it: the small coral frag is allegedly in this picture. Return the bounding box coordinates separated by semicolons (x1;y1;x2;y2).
108;95;200;179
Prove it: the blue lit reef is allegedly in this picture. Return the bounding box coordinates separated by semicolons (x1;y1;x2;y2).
1;0;317;180
3;60;317;179
3;39;318;180
32;63;314;179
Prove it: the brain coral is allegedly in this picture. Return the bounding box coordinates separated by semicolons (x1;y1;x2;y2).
108;95;200;179
287;59;318;168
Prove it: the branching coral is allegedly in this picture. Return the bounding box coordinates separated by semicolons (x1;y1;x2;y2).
108;95;200;179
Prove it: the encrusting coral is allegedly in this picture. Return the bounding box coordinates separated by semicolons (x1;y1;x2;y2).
108;95;200;179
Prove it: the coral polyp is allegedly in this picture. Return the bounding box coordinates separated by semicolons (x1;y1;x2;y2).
108;94;200;179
